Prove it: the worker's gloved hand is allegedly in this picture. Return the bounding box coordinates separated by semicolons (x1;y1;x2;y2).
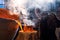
0;8;19;20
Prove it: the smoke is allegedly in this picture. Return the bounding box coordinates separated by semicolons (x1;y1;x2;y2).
26;0;55;11
5;0;56;26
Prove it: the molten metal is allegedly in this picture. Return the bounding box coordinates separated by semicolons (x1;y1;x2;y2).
15;20;23;30
23;24;34;32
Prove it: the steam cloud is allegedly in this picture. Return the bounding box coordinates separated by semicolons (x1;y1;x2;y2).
5;0;55;26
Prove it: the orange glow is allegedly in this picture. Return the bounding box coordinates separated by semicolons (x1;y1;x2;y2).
0;8;19;20
15;20;23;30
23;24;34;32
23;24;28;32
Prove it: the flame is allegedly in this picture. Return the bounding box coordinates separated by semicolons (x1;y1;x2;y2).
23;24;28;32
15;20;34;32
23;24;34;32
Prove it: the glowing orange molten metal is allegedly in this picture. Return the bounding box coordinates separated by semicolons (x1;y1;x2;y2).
23;24;34;32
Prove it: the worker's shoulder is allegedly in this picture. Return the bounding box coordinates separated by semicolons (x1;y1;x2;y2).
41;16;48;20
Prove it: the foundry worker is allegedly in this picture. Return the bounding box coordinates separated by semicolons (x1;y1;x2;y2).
35;12;48;40
40;13;60;40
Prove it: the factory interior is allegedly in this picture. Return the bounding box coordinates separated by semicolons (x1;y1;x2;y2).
0;0;60;40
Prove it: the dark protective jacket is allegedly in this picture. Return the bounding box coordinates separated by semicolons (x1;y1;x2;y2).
40;16;60;40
